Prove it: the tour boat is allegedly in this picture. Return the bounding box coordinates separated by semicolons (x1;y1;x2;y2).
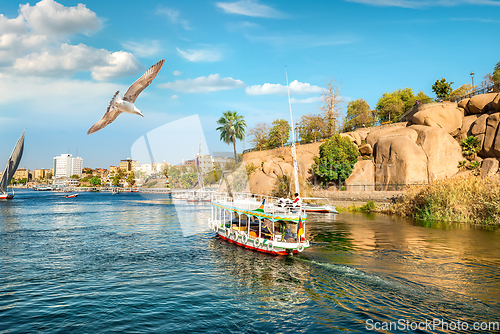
209;193;309;255
209;70;310;255
0;130;25;200
64;194;79;198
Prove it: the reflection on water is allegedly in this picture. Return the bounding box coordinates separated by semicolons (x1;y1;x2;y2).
1;190;500;333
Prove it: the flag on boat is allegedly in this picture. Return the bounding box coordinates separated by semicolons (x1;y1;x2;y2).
254;199;265;213
297;216;304;243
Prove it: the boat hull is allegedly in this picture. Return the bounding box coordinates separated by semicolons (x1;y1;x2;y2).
216;229;301;256
0;193;14;200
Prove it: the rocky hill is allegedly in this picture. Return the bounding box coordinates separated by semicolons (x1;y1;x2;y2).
242;92;500;195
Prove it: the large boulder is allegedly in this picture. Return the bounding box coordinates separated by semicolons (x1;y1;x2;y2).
458;98;470;113
493;93;500;112
345;160;375;190
248;170;276;195
262;160;280;177
340;132;361;146
409;125;462;181
373;136;428;190
480;158;499;178
456;115;479;141
411;103;463;134
354;128;370;141
470;114;489;136
482;113;500;157
276;161;294;177
366;124;416;148
359;143;373;155
468;93;497;114
296;141;321;178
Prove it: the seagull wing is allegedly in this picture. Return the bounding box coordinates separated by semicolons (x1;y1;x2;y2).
87;107;123;135
123;59;165;103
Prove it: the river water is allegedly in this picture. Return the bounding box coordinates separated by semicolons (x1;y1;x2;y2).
1;190;499;333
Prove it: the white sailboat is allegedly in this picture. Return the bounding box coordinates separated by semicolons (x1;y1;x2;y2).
0;130;25;200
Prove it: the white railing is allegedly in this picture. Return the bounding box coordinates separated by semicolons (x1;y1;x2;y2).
211;192;305;216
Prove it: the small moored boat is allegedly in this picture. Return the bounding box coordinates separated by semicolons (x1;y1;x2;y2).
64;194;78;198
209;193;309;255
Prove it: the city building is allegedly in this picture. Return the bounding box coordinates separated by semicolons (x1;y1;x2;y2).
53;154;83;179
33;168;50;180
133;162;171;176
13;168;30;180
120;158;140;173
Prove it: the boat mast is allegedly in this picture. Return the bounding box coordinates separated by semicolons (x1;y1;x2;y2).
286;68;300;198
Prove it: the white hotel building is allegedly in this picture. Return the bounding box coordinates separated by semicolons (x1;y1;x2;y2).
53;154;83;179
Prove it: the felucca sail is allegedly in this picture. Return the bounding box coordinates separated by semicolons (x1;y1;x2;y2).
0;130;25;195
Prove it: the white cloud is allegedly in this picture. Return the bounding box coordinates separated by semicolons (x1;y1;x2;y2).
19;0;101;35
0;73;120;109
176;47;222;62
345;0;500;8
122;40;161;58
0;14;27;34
91;51;142;81
173;70;182;76
245;80;323;95
171;95;178;99
12;44;141;81
291;97;322;104
156;7;191;30
0;1;143;81
216;0;285;18
158;74;245;93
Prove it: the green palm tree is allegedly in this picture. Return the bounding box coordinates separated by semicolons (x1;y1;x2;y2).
216;110;246;163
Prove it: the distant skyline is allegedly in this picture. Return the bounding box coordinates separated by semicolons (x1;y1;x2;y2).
0;0;499;169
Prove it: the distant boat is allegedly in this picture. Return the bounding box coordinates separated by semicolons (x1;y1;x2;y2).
64;194;79;198
0;130;25;200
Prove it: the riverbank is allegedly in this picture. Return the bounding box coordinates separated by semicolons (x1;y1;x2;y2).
385;175;500;225
308;190;402;209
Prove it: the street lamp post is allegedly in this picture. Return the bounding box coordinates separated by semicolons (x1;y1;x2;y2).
470;71;475;91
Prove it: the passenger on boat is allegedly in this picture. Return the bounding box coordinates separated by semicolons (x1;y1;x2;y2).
284;228;296;242
293;193;302;207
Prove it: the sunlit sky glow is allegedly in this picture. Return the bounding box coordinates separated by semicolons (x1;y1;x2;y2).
0;0;498;169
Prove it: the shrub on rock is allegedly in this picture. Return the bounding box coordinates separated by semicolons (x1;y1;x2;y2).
312;134;359;185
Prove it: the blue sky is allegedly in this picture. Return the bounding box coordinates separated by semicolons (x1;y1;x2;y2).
0;0;499;170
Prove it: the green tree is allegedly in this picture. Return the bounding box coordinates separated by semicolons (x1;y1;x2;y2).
112;174;121;186
414;91;433;104
267;119;291;148
493;61;500;85
432;78;454;100
126;172;135;186
296;114;327;143
343;99;376;132
312;134;359;186
216;110;247;163
180;172;198;188
375;88;423;123
46;172;53;180
449;84;474;100
376;92;404;123
89;176;101;186
70;174;79;179
247;122;269;151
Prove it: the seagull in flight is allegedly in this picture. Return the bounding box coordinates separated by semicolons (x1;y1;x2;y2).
87;59;165;135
